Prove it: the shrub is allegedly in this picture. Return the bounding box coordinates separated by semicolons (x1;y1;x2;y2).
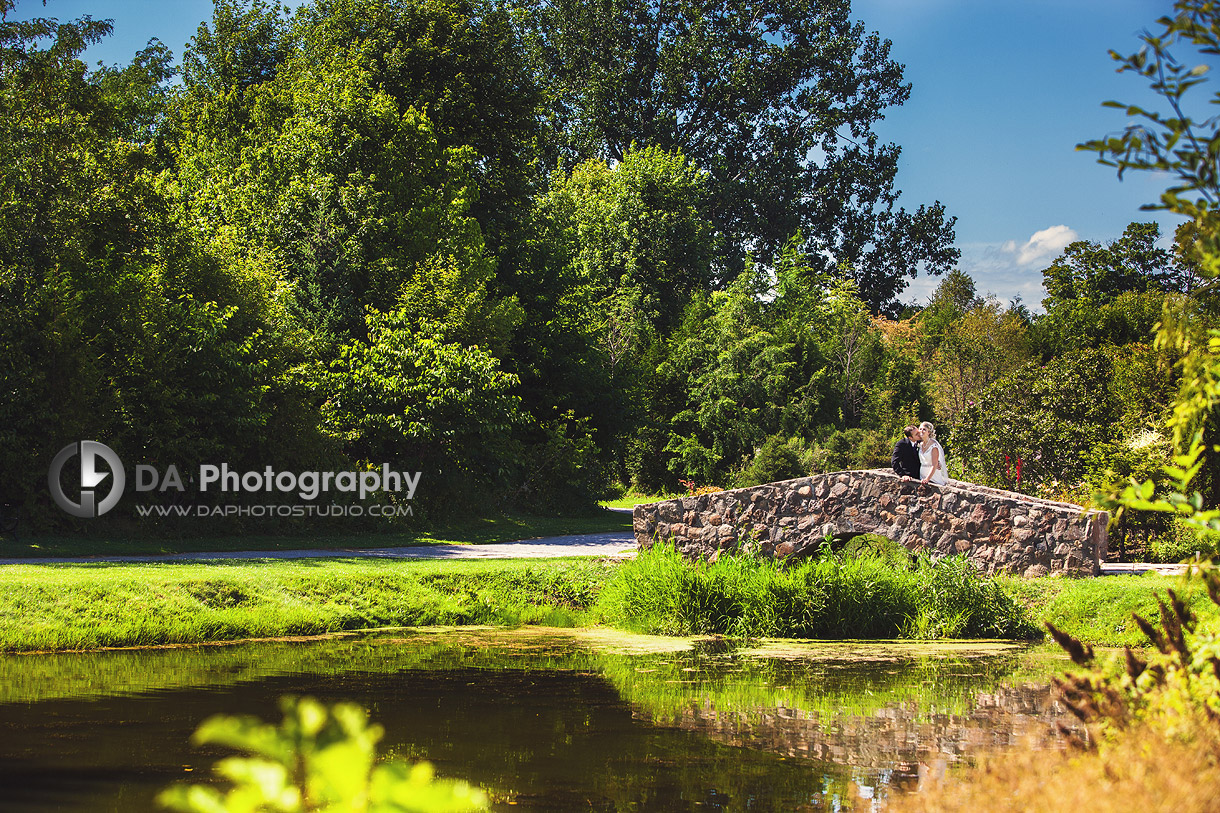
811;427;891;473
731;434;808;488
1148;517;1220;563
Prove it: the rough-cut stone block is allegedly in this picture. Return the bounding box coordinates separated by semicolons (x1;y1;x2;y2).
631;470;1104;576
1012;527;1037;545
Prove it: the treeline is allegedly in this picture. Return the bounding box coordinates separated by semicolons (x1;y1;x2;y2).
0;0;1210;540
0;0;959;529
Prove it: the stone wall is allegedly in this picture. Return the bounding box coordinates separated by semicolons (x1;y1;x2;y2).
632;469;1108;577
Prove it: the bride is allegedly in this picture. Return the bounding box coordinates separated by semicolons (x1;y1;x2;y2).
917;421;949;485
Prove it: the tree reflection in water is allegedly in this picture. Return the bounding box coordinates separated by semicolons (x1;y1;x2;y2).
0;629;1078;812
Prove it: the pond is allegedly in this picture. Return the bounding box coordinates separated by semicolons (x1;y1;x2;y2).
0;628;1077;812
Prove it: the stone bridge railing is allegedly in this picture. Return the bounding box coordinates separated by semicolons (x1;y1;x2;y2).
633;470;1108;577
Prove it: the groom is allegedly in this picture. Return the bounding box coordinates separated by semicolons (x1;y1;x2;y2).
891;425;920;479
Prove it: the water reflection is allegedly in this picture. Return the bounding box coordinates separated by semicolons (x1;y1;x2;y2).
0;629;1077;812
601;640;1081;810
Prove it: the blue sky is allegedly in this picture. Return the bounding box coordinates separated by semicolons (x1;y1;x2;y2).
853;0;1208;309
27;0;1218;309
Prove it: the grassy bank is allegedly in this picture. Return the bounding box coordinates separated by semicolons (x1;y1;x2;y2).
592;544;1220;646
595;543;1040;639
999;570;1220;647
0;558;613;652
1;544;1213;653
0;509;631;558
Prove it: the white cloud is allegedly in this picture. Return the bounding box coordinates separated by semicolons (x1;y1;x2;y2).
901;225;1081;314
1007;225;1079;267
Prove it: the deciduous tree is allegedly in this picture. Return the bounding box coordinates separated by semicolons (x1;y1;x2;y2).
523;0;958;310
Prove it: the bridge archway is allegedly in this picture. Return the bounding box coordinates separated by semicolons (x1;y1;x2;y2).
633;470;1108;577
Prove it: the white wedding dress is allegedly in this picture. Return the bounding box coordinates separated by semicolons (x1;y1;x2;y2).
919;440;949;485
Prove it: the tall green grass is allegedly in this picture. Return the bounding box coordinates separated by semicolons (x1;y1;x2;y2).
594;543;1039;639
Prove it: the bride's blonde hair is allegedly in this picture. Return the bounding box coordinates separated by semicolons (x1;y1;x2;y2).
919;421;937;441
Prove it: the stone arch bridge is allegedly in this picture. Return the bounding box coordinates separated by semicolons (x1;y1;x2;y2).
633;470;1109;577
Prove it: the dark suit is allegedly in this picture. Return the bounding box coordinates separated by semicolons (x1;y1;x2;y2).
891;438;919;478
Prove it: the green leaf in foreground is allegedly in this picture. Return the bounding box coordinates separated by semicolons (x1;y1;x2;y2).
158;695;488;813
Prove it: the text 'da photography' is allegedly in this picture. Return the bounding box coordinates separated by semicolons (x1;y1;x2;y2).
47;440;420;522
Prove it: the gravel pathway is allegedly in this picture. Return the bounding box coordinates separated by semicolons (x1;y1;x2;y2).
1097;562;1189;576
0;531;638;566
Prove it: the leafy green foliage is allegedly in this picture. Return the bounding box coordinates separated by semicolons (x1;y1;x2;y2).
158;695;488;812
1080;1;1220;526
538;144;712;337
653;242;916;490
510;409;607;513
0;0;326;525
1041;223;1186;310
169;0;529;351
731;435;809;489
1032;290;1170;359
10;0;1163;532
318;309;521;512
287;0;542;252
1047;564;1220;748
525;0;957;309
596;543;1038;640
1031;223;1189;360
1104;432;1220;535
930;297;1032;430
953;350;1118;496
1078;1;1220;276
662;268;803;483
1148;516;1220;562
948;329;1178;510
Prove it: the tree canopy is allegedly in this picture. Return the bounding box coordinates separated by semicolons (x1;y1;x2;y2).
523;0;958;309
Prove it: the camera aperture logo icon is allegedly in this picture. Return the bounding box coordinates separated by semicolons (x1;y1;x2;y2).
49;441;126;518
